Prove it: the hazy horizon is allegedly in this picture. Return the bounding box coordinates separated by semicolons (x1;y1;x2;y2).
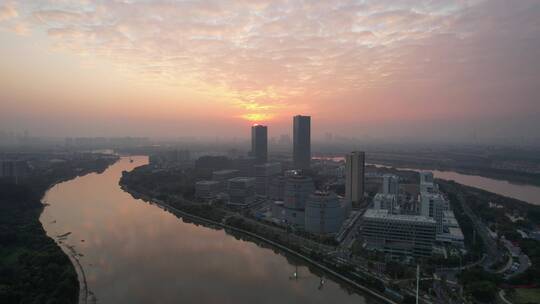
1;0;539;144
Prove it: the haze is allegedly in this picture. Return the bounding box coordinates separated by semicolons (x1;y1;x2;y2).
1;0;539;144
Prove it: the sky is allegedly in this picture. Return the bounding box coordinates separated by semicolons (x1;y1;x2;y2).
0;0;539;143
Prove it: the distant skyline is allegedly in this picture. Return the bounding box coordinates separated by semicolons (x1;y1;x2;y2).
1;0;539;143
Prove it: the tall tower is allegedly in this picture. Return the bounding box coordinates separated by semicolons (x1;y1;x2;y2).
383;174;399;196
345;151;365;204
293;115;311;170
251;124;267;164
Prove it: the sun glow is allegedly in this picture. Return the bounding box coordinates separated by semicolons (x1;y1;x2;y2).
241;113;273;123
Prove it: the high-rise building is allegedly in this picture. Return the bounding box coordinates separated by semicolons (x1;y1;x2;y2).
373;193;397;213
419;171;435;193
420;192;448;234
282;172;315;228
382;174;399;196
293;115;311;170
251;125;268;164
345;151;365;204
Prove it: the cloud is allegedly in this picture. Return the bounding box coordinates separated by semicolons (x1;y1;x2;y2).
0;2;18;21
5;0;540;129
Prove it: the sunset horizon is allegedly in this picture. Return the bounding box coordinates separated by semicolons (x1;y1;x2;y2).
1;0;539;144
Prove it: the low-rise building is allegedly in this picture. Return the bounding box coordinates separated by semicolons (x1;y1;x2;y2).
360;209;437;257
195;180;221;201
227;177;256;208
254;162;282;196
212;169;240;191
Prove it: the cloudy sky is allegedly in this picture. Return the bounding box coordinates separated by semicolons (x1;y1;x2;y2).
0;0;539;142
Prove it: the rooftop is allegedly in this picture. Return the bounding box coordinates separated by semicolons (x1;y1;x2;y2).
228;177;256;182
196;180;220;185
213;169;239;175
364;209;436;224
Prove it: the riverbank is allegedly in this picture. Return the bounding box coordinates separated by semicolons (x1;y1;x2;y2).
119;178;404;304
371;159;540;187
0;155;118;304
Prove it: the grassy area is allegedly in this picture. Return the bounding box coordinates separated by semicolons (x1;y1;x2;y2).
512;289;540;304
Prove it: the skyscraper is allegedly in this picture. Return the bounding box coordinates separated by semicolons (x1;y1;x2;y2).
251;124;267;164
382;174;399;196
345;151;365;204
293;115;311;170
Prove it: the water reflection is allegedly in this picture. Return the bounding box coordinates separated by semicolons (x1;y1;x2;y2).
41;157;374;304
373;164;540;205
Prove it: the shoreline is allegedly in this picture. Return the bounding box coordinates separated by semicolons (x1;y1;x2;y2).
119;182;401;304
39;157;119;304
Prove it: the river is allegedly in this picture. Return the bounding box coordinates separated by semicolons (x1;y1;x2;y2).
40;156;377;304
373;164;540;206
315;157;540;205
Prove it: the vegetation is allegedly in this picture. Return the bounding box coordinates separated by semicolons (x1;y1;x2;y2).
508;239;540;286
508;288;540;304
458;267;502;303
0;156;117;304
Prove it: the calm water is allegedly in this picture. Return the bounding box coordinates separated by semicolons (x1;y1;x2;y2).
373;164;540;206
420;169;540;206
316;156;540;205
40;156;374;304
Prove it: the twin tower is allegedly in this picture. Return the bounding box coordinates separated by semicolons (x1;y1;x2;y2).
251;115;311;170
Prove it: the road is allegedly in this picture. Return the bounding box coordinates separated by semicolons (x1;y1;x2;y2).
452;189;503;269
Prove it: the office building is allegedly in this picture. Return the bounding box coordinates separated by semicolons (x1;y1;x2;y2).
345;151;365;204
268;176;286;200
419;171;436;193
420;192;448;234
254;162;282;196
212;169;239;191
373;193;398;213
361;209;437;257
293;115;311;170
232;156;257;177
282;173;315;228
382;174;399;196
251;125;268;164
437;210;465;248
305;191;345;235
227;177;256;207
195;180;221;200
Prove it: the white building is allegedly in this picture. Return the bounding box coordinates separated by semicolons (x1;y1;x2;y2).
305;191;345;235
373;193;398;213
419;171;436;193
437;210;465;248
345;151;365;206
361;209;437;257
420;192;449;234
382;174;399;196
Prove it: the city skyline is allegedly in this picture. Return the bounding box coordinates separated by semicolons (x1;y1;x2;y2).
1;0;540;144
